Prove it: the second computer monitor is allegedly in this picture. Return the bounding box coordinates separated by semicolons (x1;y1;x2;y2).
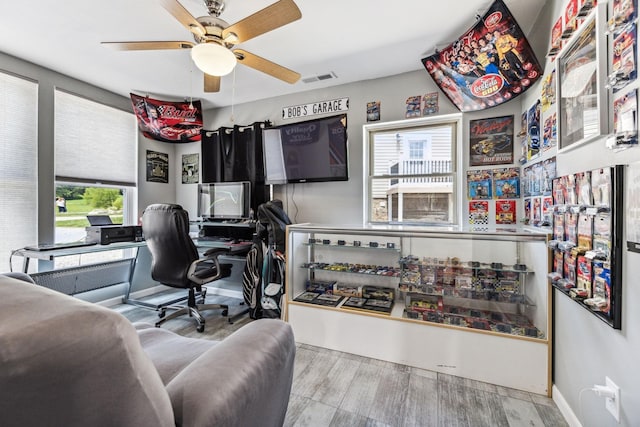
197;181;251;221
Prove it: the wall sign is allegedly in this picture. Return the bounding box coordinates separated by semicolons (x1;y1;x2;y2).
282;97;349;119
469;115;515;166
146;150;169;183
182;153;199;184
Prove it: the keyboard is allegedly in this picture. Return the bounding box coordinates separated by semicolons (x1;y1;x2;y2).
23;241;98;251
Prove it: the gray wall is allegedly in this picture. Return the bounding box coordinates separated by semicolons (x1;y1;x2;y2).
191;70;522;225
0;52;171;297
0;52;132;244
6;3;640;422
521;1;640;425
137;136;178;221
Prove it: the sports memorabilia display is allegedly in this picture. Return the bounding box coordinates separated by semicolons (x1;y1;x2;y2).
421;0;542;112
131;93;203;143
548;166;624;329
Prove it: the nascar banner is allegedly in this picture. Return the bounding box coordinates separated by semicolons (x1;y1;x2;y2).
421;0;542;112
130;93;203;143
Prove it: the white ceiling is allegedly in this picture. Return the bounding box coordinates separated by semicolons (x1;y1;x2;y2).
0;0;546;109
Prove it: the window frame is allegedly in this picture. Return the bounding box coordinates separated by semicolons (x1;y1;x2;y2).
363;113;463;226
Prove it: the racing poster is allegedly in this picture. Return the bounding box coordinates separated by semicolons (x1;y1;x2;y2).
131;93;203;143
421;0;542;112
469;115;514;166
146;150;169;183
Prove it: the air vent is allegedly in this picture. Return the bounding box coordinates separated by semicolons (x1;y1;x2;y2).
302;72;337;83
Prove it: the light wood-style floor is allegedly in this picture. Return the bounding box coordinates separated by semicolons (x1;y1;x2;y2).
111;290;568;427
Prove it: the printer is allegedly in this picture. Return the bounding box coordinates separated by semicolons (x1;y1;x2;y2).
85;225;143;245
85;215;142;245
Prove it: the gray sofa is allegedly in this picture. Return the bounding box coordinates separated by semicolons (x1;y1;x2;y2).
0;274;296;427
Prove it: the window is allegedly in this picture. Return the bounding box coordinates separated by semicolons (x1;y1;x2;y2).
364;115;461;225
54;90;137;266
408;140;426;160
0;71;38;272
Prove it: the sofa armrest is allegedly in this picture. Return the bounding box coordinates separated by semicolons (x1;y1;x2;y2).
166;319;295;427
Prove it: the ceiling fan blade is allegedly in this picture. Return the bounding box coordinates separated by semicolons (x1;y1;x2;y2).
222;0;301;44
159;0;206;36
101;41;194;51
234;49;300;84
204;74;221;92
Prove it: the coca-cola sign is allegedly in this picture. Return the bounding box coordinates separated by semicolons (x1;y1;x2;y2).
421;0;542;112
471;74;505;97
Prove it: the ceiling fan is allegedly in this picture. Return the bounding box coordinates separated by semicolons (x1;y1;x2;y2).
102;0;302;93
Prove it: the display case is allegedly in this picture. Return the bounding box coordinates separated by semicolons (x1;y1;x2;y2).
285;224;551;395
557;2;609;152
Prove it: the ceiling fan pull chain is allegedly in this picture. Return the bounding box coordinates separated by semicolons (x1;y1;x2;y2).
189;63;194;109
230;66;236;123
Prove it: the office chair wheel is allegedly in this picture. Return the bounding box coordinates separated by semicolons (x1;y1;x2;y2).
196;324;205;333
221;309;228;317
158;309;166;319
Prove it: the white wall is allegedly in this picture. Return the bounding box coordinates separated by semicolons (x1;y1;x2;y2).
521;1;640;425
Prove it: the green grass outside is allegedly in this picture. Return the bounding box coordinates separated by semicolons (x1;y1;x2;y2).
55;199;92;216
55;199;122;227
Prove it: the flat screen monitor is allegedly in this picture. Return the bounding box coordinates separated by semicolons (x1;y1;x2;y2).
262;113;348;184
197;181;251;220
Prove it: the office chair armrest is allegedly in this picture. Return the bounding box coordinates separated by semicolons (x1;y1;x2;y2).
187;257;220;284
187;247;231;285
202;247;229;258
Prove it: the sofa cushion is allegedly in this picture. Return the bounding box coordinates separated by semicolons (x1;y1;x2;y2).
135;323;219;384
165;318;296;427
0;275;175;427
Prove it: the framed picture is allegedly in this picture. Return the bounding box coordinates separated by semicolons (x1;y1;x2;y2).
181;153;199;184
146;150;169;183
557;3;609;152
469;115;514;166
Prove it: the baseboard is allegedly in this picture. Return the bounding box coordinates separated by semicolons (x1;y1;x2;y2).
553;384;583;427
97;285;166;307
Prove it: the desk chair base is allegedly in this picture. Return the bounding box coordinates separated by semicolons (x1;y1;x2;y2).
155;287;228;333
228;301;250;324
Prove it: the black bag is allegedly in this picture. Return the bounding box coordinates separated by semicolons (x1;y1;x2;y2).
241;200;291;319
256;200;291;253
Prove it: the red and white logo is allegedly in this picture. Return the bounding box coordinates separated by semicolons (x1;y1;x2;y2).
470;74;505;98
485;12;503;28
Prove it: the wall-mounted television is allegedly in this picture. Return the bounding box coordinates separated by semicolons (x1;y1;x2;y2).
197;181;251;221
262;114;348;184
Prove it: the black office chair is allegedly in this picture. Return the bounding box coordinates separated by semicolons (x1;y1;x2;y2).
142;203;230;332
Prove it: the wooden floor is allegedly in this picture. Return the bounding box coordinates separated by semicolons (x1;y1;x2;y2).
111;290;568;427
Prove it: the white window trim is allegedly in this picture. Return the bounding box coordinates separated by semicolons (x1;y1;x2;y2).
362;113;464;225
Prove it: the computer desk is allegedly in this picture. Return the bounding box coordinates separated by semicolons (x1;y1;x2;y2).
13;239;252;309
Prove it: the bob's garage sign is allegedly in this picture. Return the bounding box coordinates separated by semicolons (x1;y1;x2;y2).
282;97;349;119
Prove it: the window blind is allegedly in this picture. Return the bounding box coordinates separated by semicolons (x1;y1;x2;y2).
54;90;136;186
0;71;38;271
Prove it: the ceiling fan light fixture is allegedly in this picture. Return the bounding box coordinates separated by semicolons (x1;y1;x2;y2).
190;43;237;76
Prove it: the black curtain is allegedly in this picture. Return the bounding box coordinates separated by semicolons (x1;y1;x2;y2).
201;121;270;215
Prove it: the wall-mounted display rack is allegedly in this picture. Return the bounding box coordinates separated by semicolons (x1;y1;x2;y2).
548;165;624;329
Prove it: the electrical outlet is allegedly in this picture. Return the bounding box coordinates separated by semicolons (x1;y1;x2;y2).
605;376;620;423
